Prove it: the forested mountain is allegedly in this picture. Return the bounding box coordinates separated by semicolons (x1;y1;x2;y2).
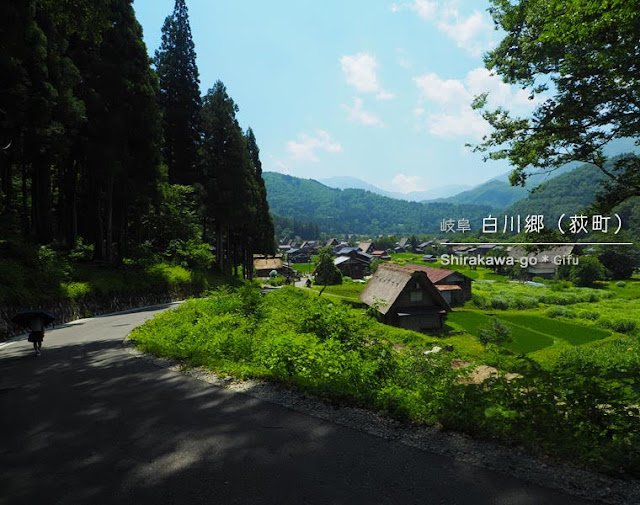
263;172;493;235
504;164;608;220
503;161;640;240
435;179;528;208
0;0;273;277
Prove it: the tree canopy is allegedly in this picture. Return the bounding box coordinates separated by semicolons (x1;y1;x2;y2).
473;0;640;210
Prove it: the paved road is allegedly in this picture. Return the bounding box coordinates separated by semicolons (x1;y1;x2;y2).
1;305;595;505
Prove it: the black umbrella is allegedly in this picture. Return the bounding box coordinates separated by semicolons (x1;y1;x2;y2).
11;310;55;327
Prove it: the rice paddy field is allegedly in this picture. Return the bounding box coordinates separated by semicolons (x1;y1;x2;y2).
306;261;640;367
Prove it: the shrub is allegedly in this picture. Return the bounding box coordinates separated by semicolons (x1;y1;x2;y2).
489;297;510;310
616;281;626;288
545;306;576;318
569;256;606;287
477;318;512;348
598;318;638;334
576;310;600;321
166;239;215;270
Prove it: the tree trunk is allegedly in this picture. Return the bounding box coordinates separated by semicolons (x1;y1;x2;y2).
21;164;29;237
105;176;114;263
31;156;53;243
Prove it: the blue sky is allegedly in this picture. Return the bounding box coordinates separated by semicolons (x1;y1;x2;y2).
132;0;538;193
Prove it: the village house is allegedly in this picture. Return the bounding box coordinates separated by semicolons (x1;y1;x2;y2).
508;245;577;278
253;258;296;278
285;248;311;264
371;250;391;261
333;247;372;279
360;264;451;332
404;264;472;306
357;241;375;254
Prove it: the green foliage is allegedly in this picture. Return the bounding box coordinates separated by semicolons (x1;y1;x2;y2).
475;0;640;209
597;318;638;335
263;172;494;235
570;256;606;287
477;318;512;349
131;286;640;476
595;244;640;280
155;0;202;185
166;239;214;270
314;246;342;286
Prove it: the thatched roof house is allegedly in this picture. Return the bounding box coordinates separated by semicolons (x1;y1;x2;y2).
253;258;296;278
404;264;472;305
360;264;451;332
508;245;577;277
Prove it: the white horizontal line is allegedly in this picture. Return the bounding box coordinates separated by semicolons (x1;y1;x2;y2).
444;243;634;246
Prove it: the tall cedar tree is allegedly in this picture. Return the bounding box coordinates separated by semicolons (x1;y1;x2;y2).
77;0;162;262
200;81;258;276
0;0;110;244
245;127;275;256
155;0;201;186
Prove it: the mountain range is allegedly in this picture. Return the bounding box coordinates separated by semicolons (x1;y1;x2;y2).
318;176;471;202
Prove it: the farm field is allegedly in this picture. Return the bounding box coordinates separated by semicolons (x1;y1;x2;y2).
307;272;640;366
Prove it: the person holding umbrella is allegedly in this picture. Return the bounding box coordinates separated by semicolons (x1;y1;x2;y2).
11;310;55;356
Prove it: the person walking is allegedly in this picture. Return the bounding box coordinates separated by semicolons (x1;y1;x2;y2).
27;317;45;356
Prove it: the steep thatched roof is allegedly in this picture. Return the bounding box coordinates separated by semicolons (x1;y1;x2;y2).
360;264;450;315
404;264;467;283
254;258;283;270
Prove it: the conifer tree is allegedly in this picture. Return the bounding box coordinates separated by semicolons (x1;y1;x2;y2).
200;81;255;275
245;127;275;256
155;0;201;185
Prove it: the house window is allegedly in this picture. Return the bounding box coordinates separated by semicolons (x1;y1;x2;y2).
410;290;423;302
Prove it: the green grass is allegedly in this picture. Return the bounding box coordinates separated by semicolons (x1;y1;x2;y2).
130;284;640;477
449;311;554;354
309;281;366;302
499;313;610;345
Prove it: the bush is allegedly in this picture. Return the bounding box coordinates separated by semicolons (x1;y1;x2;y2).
576;310;600;321
616;281;626;288
545;306;576;318
477;318;512;348
166;239;215;270
570;256;606;287
598;318;638;334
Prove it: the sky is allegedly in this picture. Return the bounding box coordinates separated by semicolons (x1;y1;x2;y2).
132;0;540;194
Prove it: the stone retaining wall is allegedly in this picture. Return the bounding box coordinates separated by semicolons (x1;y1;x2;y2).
1;284;202;341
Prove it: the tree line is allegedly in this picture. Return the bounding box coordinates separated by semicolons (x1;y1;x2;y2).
0;0;274;277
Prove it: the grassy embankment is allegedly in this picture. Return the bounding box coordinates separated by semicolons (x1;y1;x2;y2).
0;243;219;308
130;283;640;476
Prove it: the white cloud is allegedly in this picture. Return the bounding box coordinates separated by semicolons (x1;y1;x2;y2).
268;155;290;174
343;97;384;127
427;106;491;140
340;52;394;101
413;0;438;20
390;0;437;20
390;1;496;57
392;174;426;193
285;130;343;162
413;67;542;140
437;10;495;57
413;73;468;105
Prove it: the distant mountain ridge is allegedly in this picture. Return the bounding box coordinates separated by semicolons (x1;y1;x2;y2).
263;172;493;235
319;176;471;202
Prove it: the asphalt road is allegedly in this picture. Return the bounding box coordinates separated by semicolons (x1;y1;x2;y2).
0;304;595;505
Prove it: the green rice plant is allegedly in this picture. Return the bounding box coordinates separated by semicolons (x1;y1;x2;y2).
500;314;610;345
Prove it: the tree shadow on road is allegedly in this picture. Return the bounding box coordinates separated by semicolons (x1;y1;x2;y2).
0;337;592;505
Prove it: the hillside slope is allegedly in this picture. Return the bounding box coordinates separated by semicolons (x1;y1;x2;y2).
264;173;493;235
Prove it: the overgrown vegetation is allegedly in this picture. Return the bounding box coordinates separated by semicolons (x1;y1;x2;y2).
131;284;640;477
